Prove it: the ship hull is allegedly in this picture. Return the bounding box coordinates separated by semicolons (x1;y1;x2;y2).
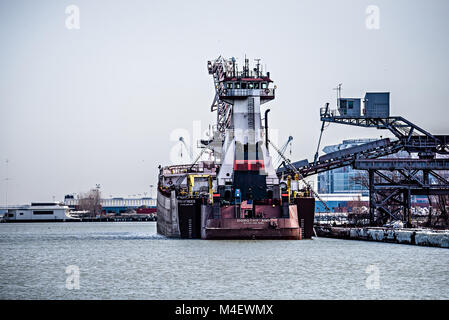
157;189;315;240
202;222;301;240
156;189;181;238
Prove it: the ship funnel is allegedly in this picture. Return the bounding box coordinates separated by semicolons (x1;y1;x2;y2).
265;109;271;149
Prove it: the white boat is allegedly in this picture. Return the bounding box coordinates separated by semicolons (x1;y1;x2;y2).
1;202;76;222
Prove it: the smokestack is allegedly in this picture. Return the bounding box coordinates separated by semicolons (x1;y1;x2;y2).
265;109;271;149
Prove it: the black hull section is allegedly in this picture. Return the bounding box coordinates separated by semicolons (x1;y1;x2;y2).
296;197;316;239
178;199;202;239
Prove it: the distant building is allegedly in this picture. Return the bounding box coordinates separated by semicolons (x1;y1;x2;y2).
63;195;157;215
315;193;369;213
317;139;378;195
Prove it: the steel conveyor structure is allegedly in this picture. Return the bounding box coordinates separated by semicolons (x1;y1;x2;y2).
278;93;449;226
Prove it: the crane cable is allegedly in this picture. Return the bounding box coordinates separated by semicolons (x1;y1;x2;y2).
268;139;331;212
314;103;330;165
174;146;210;186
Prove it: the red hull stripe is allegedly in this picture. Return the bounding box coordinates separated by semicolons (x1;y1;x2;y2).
234;160;265;171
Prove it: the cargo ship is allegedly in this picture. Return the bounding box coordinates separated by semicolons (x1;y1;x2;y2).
157;56;315;240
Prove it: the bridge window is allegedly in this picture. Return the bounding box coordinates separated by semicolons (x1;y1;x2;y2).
261;83;267;89
254;83;260;89
226;83;233;89
235;83;240;89
248;83;254;89
241;82;247;89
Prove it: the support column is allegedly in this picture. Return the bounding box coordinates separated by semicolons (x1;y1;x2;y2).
406;188;412;227
423;170;429;185
369;170;375;225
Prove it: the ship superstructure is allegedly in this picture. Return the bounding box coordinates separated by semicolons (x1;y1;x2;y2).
157;57;315;239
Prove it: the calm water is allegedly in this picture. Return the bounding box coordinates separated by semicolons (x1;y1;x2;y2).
0;222;448;300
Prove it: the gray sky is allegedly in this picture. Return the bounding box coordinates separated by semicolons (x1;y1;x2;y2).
1;0;448;205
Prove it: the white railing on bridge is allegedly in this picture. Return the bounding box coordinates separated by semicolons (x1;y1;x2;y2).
222;88;275;97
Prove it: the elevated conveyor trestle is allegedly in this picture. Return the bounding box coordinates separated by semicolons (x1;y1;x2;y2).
277;139;404;178
279;96;449;227
318;104;449;226
320;107;449;156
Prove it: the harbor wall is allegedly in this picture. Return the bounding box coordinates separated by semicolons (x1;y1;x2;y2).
315;226;449;248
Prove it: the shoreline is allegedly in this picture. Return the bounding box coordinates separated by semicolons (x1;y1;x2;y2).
315;225;449;248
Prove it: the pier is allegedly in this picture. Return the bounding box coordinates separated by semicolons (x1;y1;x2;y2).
315;226;449;248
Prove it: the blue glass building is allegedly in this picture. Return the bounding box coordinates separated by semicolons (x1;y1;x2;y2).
317;139;376;196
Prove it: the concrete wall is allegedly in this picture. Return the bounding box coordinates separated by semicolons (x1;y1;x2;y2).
317;226;449;248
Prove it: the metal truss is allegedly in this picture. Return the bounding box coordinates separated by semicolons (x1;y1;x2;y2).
274;106;449;226
365;164;449;226
320;108;449;155
208;56;233;140
315;107;449;225
297;140;403;178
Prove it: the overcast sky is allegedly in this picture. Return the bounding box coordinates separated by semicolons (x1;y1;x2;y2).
1;0;448;205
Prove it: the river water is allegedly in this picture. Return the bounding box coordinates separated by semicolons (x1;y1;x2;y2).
0;222;448;300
